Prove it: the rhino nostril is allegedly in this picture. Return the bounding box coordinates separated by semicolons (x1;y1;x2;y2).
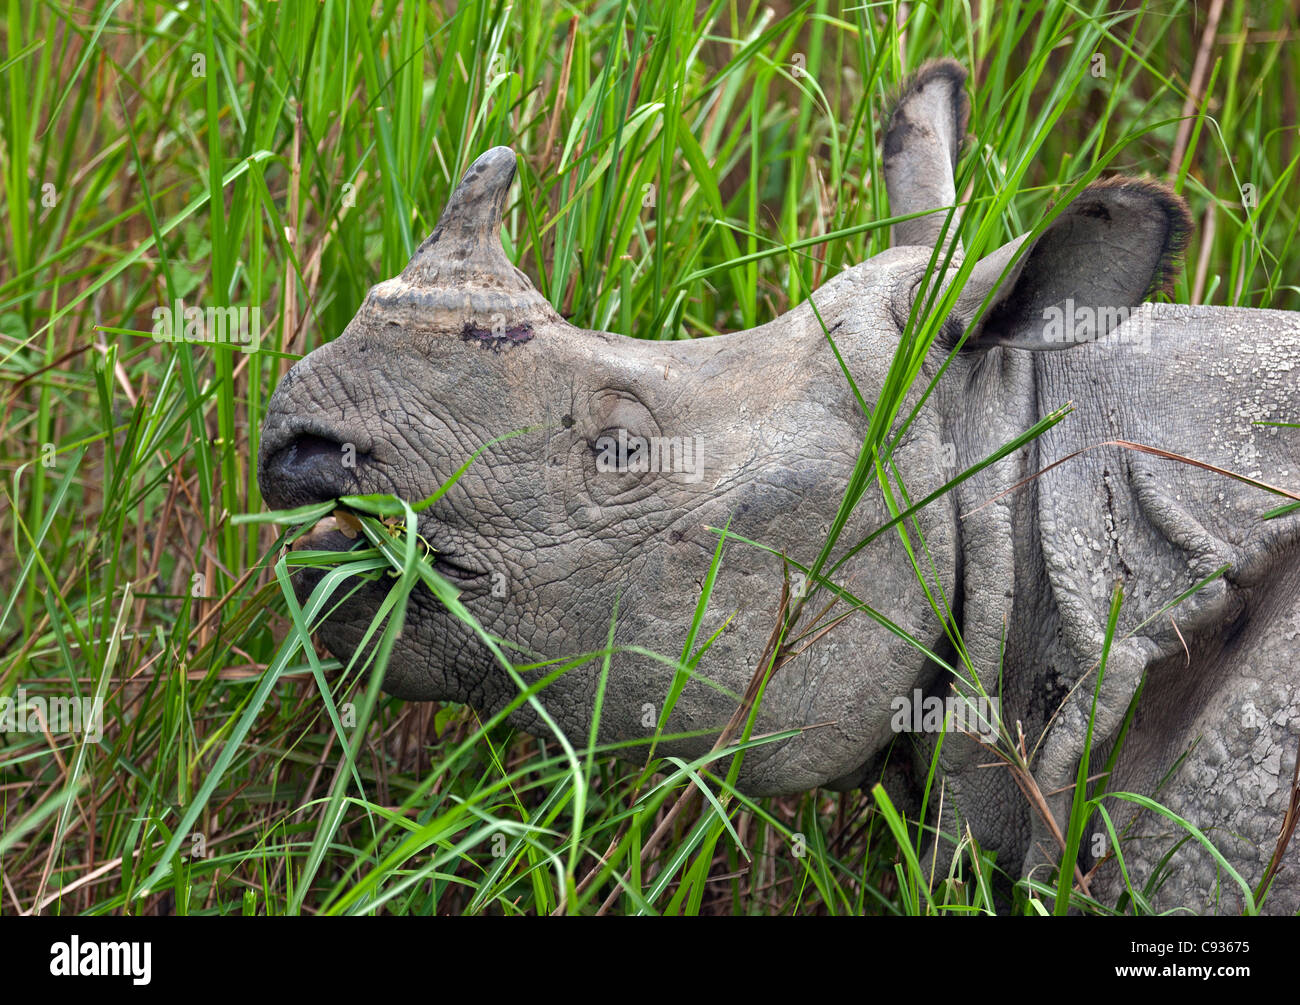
288;433;350;465
260;431;370;510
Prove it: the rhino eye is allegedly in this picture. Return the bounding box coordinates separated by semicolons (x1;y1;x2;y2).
587;391;659;479
592;428;646;475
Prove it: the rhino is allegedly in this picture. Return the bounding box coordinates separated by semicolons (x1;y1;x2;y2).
258;60;1300;913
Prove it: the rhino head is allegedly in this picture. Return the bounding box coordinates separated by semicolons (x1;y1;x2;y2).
257;60;1193;800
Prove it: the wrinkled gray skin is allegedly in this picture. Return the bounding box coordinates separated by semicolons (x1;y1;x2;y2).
260;61;1300;913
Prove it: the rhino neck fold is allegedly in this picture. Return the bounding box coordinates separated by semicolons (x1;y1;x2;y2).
1031;310;1300;663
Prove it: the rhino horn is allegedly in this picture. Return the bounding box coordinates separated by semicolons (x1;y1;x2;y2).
366;146;561;332
883;59;969;255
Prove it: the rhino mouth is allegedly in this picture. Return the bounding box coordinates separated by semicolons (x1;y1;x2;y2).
261;426;484;585
289;512;361;552
290;508;486;584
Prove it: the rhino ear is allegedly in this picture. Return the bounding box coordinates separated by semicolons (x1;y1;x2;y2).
955;178;1192;350
883;59;970;254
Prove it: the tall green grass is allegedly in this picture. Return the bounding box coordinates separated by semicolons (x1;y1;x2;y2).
2;0;1297;915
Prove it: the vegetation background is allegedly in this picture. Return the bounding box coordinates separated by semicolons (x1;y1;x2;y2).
2;0;1297;915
